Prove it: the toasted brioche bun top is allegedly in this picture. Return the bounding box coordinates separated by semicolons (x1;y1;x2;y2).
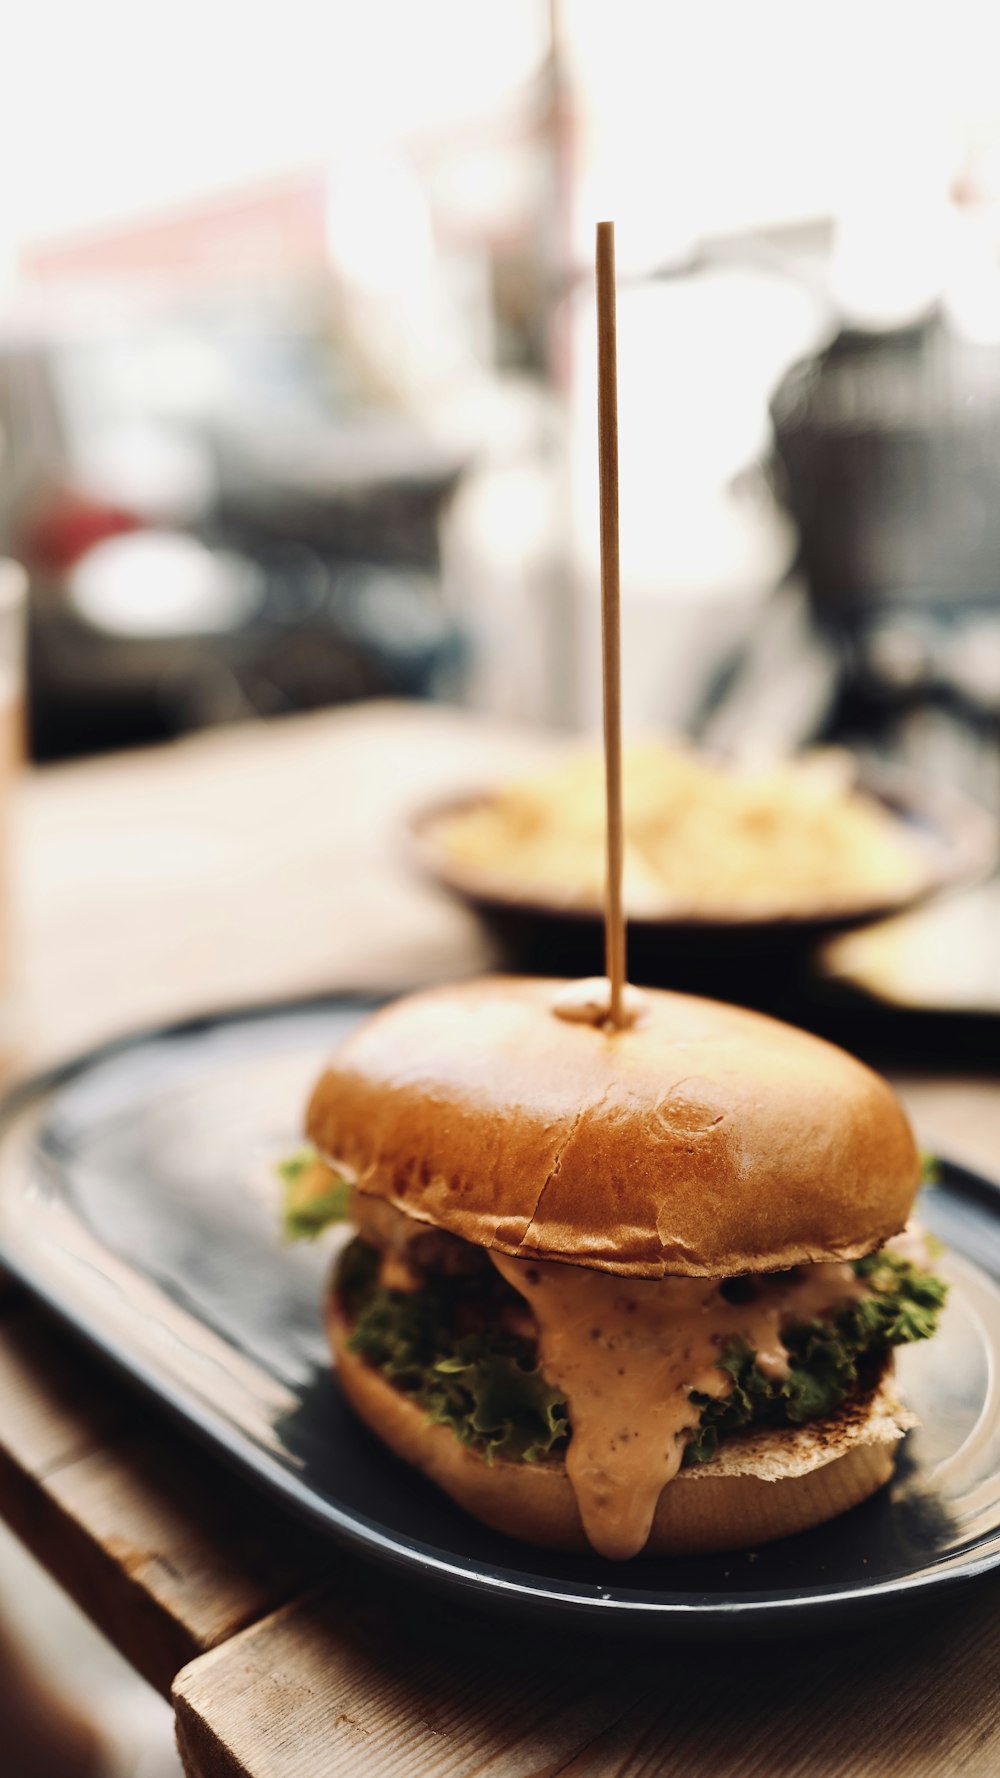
306;975;920;1278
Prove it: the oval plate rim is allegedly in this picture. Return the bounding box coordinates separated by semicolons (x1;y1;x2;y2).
1;990;999;1637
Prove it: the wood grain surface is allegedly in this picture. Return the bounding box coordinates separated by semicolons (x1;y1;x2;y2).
174;1584;656;1778
0;700;997;1777
16;701;551;1069
174;1564;1000;1778
0;1290;327;1696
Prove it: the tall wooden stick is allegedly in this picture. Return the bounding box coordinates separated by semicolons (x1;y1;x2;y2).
596;220;626;1029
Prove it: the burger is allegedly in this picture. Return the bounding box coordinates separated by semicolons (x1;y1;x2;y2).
279;976;946;1560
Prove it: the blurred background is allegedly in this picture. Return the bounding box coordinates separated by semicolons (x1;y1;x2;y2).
3;0;1000;788
4;5;1000;1770
5;0;1000;1008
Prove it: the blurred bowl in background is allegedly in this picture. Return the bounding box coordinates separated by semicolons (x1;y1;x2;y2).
408;762;997;995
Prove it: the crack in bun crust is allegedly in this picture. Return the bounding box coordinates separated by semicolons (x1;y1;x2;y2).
307;976;920;1279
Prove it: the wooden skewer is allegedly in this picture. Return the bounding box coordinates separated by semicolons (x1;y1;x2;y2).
595;220;626;1030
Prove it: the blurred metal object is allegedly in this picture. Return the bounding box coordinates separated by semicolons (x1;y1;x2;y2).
33;534;464;756
69;533;263;638
696;578;842;762
0;304;469;759
771;315;1000;719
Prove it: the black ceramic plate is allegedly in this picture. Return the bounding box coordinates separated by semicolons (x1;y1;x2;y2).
409;767;997;983
1;996;1000;1638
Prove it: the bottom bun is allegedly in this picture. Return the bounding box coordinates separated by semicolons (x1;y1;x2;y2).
328;1298;913;1557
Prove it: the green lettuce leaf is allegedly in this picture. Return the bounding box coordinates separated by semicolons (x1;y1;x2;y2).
920;1150;941;1186
686;1252;948;1464
278;1148;350;1240
341;1239;568;1463
339;1237;946;1468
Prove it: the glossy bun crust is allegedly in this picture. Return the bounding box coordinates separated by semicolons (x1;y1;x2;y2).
307;976;920;1279
328;1300;905;1556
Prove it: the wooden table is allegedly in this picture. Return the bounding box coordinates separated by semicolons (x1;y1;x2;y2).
2;700;1000;1778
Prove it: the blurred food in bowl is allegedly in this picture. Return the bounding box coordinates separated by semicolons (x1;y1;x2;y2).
420;742;932;921
822;879;1000;1014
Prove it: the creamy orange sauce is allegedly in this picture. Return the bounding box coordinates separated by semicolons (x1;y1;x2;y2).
490;1253;867;1559
347;1189;877;1559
